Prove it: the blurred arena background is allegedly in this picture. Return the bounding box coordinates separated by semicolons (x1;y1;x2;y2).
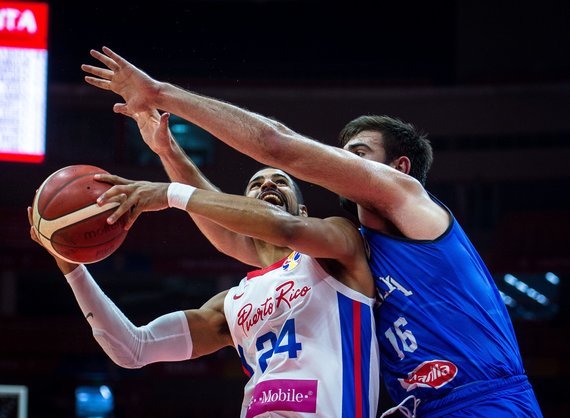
0;1;568;417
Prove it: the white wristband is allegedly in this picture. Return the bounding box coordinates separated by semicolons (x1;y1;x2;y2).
167;182;196;210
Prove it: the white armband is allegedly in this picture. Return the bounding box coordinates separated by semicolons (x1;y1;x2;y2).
167;182;196;210
65;265;193;368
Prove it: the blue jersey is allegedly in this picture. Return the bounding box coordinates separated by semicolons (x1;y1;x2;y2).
362;196;541;415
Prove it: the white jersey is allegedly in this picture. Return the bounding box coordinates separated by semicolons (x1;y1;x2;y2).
224;251;379;418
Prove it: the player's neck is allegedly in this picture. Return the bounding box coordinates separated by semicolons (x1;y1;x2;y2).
253;240;293;268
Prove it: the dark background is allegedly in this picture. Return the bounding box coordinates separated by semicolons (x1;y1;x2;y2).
1;1;569;417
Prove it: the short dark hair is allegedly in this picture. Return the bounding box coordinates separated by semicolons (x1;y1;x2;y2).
338;115;433;185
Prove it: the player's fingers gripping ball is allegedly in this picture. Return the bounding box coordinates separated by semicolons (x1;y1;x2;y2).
31;165;129;264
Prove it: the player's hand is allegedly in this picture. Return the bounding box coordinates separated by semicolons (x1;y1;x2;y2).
81;46;158;115
95;174;169;230
27;205;46;248
27;206;79;273
114;107;174;155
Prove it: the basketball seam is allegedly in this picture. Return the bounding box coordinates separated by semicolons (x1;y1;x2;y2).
38;202;121;238
40;170;104;220
49;208;124;248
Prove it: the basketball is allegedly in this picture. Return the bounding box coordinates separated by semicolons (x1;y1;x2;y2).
31;164;129;264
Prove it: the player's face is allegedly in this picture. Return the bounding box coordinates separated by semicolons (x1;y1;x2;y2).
343;130;390;164
245;168;300;215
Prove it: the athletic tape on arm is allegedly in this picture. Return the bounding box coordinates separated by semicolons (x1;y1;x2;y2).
65;265;193;368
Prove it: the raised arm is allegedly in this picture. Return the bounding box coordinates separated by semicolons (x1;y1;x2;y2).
81;48;422;222
95;177;374;295
113;108;211;188
184;193;374;295
118;107;260;267
28;208;232;367
63;264;231;366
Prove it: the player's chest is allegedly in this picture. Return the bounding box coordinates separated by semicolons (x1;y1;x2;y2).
232;265;317;338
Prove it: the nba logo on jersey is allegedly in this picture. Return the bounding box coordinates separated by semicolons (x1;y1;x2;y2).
282;252;302;272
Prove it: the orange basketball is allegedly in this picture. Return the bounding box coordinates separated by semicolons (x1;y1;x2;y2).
31;165;128;264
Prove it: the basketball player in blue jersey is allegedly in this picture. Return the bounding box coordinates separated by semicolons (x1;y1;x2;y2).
28;165;380;417
82;46;543;417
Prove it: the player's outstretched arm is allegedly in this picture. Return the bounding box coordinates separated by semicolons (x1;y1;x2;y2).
116;107;261;267
96;178;373;295
81;47;413;218
59;262;231;368
94;173;264;266
98;179;358;265
29;206;231;366
177;187;374;296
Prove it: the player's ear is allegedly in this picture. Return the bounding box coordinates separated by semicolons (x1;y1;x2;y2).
298;204;308;217
391;156;411;175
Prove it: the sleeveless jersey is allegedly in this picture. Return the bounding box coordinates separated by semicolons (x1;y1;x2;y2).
362;196;531;413
224;251;379;418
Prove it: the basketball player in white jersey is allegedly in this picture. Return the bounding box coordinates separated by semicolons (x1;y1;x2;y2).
28;165;379;417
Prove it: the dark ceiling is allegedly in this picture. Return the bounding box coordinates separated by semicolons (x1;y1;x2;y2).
45;1;569;86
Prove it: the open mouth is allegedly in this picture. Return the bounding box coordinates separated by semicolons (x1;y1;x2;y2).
258;190;287;209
